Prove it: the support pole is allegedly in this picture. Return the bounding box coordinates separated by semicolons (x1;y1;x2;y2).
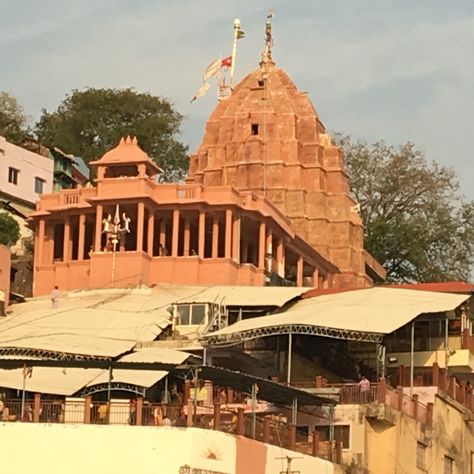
445;315;450;379
251;383;257;439
287;326;293;385
107;365;113;423
410;321;415;397
291;398;298;425
21;370;27;421
230;19;241;86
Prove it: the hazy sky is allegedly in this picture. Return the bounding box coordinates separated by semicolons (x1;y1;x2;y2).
1;0;473;197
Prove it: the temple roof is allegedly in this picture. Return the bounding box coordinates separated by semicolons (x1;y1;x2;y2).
90;136;160;170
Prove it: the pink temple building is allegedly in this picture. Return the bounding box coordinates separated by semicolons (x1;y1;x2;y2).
31;55;385;296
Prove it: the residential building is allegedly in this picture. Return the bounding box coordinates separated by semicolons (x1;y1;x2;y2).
0;135;53;258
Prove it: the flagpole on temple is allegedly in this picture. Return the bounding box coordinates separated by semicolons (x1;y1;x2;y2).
230;18;241;86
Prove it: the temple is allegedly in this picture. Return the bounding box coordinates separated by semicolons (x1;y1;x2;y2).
30;54;384;296
3;19;474;474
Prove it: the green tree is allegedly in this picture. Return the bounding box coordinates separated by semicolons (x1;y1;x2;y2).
0;212;20;247
35;88;189;182
335;134;474;282
0;92;29;143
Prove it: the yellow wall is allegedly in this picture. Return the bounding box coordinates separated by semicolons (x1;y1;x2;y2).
335;394;473;473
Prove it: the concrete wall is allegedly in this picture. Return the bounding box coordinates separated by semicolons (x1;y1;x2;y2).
0;423;340;474
332;395;474;473
0;136;53;205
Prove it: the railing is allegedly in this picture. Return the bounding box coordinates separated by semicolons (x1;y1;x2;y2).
40;401;65;423
0;398;342;463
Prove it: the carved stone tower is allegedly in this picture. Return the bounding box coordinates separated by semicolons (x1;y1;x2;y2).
187;35;385;287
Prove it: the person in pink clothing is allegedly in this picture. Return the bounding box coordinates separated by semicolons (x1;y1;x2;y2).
358;375;371;402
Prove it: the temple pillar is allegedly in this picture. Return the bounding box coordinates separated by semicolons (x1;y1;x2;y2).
77;214;86;261
36;219;45;266
94;204;103;252
258;222;266;269
147;210;155;257
225;210;232;258
232;213;241;263
212;217;219;258
313;268;319;288
136;202;145;252
172;210;179;257
184;218;191;256
297;256;303;287
63;217;71;262
198;211;205;257
276;239;285;278
266;229;273;272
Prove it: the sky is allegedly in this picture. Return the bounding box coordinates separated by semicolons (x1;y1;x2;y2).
1;0;473;197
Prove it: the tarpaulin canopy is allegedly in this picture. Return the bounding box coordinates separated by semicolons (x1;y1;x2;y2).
203;288;470;345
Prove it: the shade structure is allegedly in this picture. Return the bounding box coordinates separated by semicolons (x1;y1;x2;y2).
0;285;305;360
0;349;194;396
203;288;470;345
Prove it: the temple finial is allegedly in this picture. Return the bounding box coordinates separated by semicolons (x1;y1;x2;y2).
260;9;275;69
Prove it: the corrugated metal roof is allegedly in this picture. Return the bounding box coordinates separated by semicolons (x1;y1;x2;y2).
204;287;469;341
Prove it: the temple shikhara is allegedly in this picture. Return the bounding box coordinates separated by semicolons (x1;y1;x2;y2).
2;15;474;474
30;30;384;296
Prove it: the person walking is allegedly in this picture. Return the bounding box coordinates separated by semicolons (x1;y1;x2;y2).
50;286;60;309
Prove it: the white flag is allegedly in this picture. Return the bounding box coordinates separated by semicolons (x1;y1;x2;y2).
203;58;221;81
191;58;222;103
191;82;210;103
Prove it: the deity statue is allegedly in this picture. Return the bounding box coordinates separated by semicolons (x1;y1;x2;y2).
102;214;112;233
120;212;131;234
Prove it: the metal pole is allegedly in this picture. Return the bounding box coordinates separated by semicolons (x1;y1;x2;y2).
111;242;117;287
164;376;169;405
193;368;199;425
107;365;113;423
291;398;297;425
230;19;240;85
445;315;449;378
410;322;415;397
381;345;386;379
251;383;257;439
21;372;27;421
287;327;293;385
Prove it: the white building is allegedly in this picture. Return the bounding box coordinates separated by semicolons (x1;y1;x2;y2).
0;136;54;254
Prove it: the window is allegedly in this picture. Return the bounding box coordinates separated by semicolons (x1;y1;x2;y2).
34;177;46;194
314;425;350;449
417;442;427;470
444;456;454;474
251;123;259;135
257;80;265;87
175;304;206;326
8;167;18;185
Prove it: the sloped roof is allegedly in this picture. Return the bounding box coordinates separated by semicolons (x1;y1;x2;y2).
0;285;305;358
0;348;193;395
203;287;469;345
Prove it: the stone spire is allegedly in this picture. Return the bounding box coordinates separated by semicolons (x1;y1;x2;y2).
187;42;386;288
